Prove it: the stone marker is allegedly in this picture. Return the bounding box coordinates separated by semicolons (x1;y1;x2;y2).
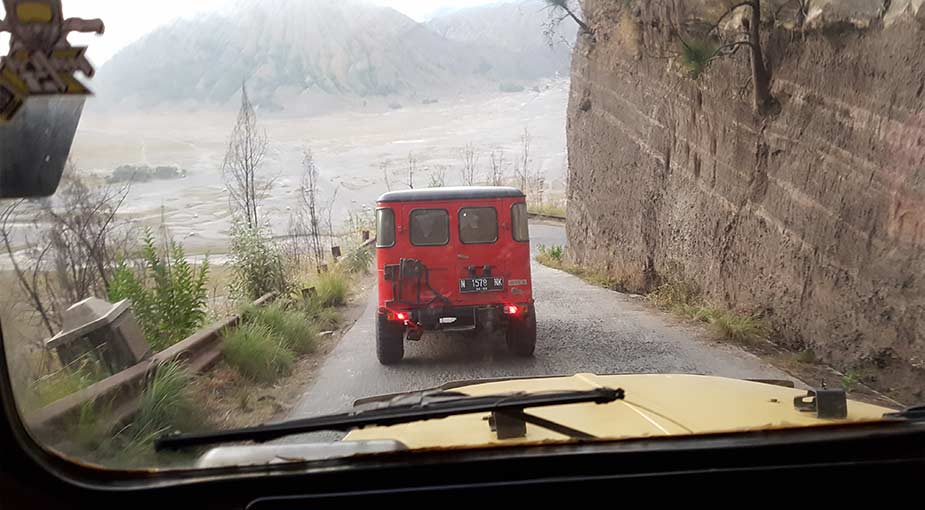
46;297;151;375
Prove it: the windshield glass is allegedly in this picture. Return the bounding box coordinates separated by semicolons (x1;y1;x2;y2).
410;209;450;246
376;208;395;248
459;207;498;244
0;0;919;472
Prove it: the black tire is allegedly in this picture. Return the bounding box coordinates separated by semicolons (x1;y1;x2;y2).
505;311;537;357
376;314;405;365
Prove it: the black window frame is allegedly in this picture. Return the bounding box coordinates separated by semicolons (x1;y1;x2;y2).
511;202;529;242
376;208;396;248
458;206;499;245
409;208;450;247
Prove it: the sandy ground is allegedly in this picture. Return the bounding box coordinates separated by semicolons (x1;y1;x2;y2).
66;80;570;255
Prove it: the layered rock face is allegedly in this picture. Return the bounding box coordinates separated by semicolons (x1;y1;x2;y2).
566;0;924;400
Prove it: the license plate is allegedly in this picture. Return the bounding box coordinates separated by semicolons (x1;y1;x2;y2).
459;276;504;293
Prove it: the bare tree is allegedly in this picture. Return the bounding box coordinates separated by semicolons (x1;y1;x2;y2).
429;165;448;188
406;152;417;189
531;171;547;205
40;176;128;292
0;169;130;335
298;148;325;266
222;83;270;229
459;143;479;186
680;0;775;113
1;200;55;336
514;128;531;194
380;160;392;192
488;149;506;186
323;184;340;250
284;209;311;270
543;0;592;37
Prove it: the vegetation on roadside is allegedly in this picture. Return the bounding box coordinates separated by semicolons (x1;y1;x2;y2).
535;246;769;344
45;360;203;468
109;228;210;352
341;245;373;274
528;203;566;218
315;270;349;307
29;356;106;408
842;370;861;392
796;349;817;364
301;297;342;330
537;244;564;264
228;222;288;300
536;244;629;292
222;228;363;385
647;278;768;344
223;322;296;383
243;302;318;355
133;360;202;437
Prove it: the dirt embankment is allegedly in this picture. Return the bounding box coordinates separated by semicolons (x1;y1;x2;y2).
566;0;925;402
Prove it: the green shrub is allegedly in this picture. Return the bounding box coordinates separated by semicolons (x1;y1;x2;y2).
247;303;317;354
108;228;209;351
537;244;565;266
316;271;349;307
647;279;701;311
679;38;718;79
527;203;566;218
842;370;861;392
586;271;627;291
312;306;342;330
30;356;105;407
228;222;287;301
223;323;294;382
299;295;342;329
709;311;768;344
341;246;373;274
796;349;817;364
71;401;109;451
675;303;717;323
133;360;200;436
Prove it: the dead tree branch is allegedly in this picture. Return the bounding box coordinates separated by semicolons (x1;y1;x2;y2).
222;82;270;230
460;143;479;186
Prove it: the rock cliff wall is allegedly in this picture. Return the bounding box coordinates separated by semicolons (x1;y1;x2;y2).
566;0;925;400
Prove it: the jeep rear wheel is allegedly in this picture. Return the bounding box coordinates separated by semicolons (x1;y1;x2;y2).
376;314;405;365
505;311;536;357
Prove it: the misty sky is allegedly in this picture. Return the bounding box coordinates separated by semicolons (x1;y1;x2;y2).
0;0;509;65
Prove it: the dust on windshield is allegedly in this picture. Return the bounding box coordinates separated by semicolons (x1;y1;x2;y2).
0;0;921;471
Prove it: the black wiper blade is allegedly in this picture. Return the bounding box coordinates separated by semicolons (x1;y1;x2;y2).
883;405;925;421
155;387;624;451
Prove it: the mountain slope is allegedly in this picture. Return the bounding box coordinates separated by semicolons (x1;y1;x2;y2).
95;0;486;110
426;0;576;80
93;0;574;111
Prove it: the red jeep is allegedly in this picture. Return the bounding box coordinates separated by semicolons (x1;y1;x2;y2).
374;187;536;364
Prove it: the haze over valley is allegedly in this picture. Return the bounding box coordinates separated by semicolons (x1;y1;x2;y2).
69;0;574;251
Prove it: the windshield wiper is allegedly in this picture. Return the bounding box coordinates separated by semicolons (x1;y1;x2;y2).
155;387;624;451
884;405;925;421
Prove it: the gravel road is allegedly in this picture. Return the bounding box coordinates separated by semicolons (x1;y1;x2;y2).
286;222;796;437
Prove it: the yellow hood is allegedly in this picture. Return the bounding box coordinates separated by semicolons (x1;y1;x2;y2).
344;374;893;449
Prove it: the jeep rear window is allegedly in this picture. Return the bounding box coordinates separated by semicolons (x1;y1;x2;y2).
410;209;449;246
459;207;498;244
377;208;395;247
511;202;529;242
